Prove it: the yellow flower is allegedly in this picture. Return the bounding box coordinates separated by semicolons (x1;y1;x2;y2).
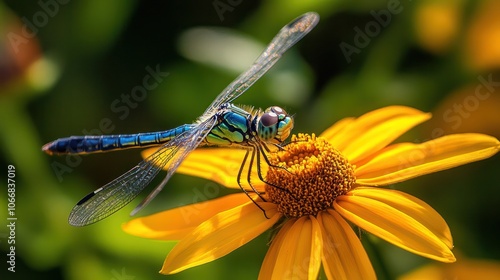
123;106;500;279
399;257;500;280
464;0;500;70
413;0;463;54
413;0;500;71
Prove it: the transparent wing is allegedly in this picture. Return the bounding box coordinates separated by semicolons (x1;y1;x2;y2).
203;12;319;116
128;117;216;216
68;118;216;226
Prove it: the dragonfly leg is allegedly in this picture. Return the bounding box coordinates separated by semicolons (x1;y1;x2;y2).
273;142;287;151
236;148;270;219
261;142;293;175
255;143;298;201
239;148;267;201
244;147;267;200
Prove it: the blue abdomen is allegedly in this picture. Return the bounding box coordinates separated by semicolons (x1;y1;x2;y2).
43;124;194;155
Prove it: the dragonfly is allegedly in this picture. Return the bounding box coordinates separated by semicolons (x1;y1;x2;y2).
43;12;319;226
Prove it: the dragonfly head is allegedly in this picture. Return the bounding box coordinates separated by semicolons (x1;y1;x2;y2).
257;106;293;144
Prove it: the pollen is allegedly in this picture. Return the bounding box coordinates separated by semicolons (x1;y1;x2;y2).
265;133;356;218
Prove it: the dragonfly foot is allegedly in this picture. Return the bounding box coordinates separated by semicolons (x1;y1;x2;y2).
263;209;270;219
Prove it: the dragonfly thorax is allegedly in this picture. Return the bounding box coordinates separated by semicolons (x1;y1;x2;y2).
257;106;293;144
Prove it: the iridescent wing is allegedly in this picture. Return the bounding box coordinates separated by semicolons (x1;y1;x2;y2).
203;12;319;116
68;118;216;226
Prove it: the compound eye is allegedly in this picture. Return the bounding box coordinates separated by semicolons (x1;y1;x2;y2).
260;112;278;127
266;106;287;116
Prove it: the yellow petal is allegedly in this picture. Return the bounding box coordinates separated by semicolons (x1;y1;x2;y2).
334;188;456;263
351;187;452;248
319;117;355;143
161;201;280;274
259;219;295;280
356;133;500;185
259;216;322;280
142;147;266;191
318;210;376;280
122;193;253;240
326;106;431;163
399;258;500;280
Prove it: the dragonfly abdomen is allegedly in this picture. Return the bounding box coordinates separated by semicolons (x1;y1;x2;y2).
43;124;194;155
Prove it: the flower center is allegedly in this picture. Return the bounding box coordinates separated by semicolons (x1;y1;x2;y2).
265;133;356;218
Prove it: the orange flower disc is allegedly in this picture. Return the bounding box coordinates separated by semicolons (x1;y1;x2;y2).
266;133;356;218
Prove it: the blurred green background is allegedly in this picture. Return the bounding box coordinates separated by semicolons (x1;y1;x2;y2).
1;0;499;279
